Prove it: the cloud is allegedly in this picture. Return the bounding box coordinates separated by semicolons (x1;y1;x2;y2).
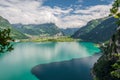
57;4;112;28
0;0;112;28
73;4;112;21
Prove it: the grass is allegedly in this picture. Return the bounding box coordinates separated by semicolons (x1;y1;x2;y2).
21;36;80;42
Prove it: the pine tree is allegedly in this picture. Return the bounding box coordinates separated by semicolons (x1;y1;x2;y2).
0;28;13;53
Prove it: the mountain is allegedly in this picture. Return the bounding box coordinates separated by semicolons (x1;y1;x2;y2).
92;27;120;80
72;17;118;42
61;28;79;36
12;23;63;37
0;16;28;39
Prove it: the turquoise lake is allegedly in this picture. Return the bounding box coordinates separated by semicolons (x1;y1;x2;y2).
0;42;100;80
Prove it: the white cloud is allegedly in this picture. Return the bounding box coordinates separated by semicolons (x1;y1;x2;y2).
73;5;112;24
0;0;112;28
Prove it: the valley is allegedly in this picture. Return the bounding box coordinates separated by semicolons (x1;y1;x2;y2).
0;0;120;80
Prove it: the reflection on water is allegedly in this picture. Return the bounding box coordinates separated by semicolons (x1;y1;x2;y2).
0;42;100;80
32;54;101;80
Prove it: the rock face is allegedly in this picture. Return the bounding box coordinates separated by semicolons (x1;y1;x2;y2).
92;28;120;80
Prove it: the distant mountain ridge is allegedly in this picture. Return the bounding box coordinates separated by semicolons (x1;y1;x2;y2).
61;28;79;36
0;16;64;39
0;16;28;39
12;23;63;37
72;17;118;42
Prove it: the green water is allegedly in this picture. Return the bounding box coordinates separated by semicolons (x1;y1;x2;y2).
0;42;100;80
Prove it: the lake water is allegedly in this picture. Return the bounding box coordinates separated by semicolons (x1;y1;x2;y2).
0;42;100;80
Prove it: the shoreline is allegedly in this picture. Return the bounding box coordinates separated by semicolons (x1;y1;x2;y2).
14;36;80;42
31;52;102;80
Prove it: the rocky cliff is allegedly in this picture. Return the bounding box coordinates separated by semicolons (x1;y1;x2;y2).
92;28;120;80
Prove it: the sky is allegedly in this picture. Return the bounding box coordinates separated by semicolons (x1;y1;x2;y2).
0;0;114;28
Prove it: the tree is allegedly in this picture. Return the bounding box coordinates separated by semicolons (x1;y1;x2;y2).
0;28;13;53
92;1;120;80
110;0;120;25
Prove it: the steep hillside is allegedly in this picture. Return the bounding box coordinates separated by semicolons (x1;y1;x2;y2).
61;28;79;36
0;16;28;39
12;23;63;37
92;27;120;80
72;17;118;42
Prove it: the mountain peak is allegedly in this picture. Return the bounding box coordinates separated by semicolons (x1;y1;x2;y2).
12;23;63;37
